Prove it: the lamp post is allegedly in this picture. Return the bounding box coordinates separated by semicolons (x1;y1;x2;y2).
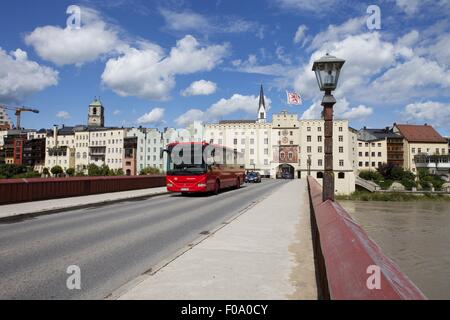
312;53;345;202
307;154;312;176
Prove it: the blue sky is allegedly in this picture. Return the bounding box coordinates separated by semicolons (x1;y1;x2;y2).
0;0;449;135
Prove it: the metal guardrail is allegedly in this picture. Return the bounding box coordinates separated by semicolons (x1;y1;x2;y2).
307;176;427;300
0;176;166;205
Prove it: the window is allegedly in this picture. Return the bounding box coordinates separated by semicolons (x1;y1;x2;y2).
318;136;322;142
339;147;344;153
264;149;269;155
264;159;269;165
290;131;293;136
359;162;363;167
264;138;269;144
307;136;311;142
358;143;362;147
250;139;255;144
339;127;343;132
378;152;382;157
234;139;238;145
318;159;323;166
318;146;323;153
359;152;362;157
365;162;369;167
241;139;246;144
371;152;375;157
365;152;369;157
307;146;312;153
318;127;322;132
372;162;376;167
339;160;344;167
288;152;293;160
250;149;255;155
338;172;345;179
317;172;323;179
339;136;343;142
307;127;311;132
378;143;382;147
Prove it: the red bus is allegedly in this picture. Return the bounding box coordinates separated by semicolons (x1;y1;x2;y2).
165;142;245;195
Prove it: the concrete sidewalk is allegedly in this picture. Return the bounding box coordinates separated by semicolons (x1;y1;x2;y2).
118;179;317;300
0;187;168;220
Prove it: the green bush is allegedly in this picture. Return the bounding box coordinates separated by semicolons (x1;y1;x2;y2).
140;167;161;176
51;165;64;177
359;170;383;182
0;164;28;178
66;168;75;176
378;179;394;190
400;178;416;190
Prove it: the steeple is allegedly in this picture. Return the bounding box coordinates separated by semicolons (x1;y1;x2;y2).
257;84;267;123
259;85;267;110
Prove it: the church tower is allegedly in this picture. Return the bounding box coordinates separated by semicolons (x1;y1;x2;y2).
88;97;104;127
257;85;267;123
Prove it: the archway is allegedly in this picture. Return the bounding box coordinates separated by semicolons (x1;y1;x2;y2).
277;164;295;179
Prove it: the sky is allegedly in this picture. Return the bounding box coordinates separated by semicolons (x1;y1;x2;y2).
0;0;449;135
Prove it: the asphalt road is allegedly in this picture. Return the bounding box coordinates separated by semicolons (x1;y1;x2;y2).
0;179;286;300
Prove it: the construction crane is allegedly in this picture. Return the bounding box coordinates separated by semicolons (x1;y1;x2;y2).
0;105;39;129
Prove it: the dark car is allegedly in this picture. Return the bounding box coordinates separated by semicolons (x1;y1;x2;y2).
245;172;262;183
281;172;292;179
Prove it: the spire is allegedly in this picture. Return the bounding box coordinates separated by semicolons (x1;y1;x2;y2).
259;84;266;110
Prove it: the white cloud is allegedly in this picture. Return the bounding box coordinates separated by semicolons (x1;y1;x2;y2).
0;48;58;104
182;80;217;96
176;93;272;126
309;17;366;51
341;105;373;119
160;8;263;37
231;54;290;76
207;94;272;119
113;110;121;116
395;0;422;14
301;98;373;121
25;6;122;66
293;25;307;45
175;109;205;126
369;56;450;103
274;0;338;11
102;35;228;100
402;101;450;128
137;107;165;125
56;111;71;120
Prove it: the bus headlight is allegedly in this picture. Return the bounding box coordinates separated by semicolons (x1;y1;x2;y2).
197;183;207;187
167;183;173;187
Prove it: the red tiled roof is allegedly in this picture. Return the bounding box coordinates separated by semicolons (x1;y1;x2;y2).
395;124;447;143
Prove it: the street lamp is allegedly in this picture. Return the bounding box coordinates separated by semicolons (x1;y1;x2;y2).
307;154;312;176
312;53;345;202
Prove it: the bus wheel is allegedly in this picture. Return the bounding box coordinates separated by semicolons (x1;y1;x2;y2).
214;180;220;195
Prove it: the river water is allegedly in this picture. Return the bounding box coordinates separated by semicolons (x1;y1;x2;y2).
339;200;450;300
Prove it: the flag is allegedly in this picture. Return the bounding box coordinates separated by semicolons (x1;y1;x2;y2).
286;91;302;105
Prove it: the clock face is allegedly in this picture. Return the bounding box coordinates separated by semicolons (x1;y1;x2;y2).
282;130;289;136
282;137;289;144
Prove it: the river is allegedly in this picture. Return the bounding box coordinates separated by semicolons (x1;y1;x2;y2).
339;200;450;300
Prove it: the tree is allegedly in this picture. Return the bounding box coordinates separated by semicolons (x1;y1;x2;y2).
66;168;75;176
140;167;161;176
51;166;64;177
42;167;50;176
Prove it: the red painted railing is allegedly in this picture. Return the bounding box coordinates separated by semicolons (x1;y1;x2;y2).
307;176;427;300
0;176;166;205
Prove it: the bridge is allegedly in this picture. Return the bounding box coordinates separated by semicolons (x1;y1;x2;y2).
355;176;381;192
0;176;426;300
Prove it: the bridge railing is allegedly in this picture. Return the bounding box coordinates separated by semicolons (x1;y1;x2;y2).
0;175;166;205
307;176;427;300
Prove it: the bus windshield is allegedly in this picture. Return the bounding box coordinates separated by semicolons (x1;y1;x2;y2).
166;144;207;176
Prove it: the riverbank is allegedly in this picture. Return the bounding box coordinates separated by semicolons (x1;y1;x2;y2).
337;191;450;202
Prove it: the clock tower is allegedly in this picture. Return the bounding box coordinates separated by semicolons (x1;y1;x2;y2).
257;85;267;123
88;98;104;127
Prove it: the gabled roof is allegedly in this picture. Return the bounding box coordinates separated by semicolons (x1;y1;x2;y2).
395;124;447;143
358;127;402;142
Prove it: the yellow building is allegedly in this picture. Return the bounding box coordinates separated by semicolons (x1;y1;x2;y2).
393;124;448;173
